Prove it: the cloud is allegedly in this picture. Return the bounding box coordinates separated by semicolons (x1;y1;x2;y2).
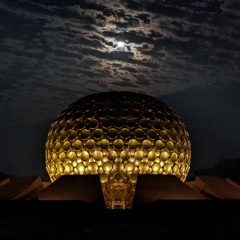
221;0;240;17
0;0;239;123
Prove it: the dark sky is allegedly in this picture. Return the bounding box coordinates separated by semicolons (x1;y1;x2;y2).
0;0;239;181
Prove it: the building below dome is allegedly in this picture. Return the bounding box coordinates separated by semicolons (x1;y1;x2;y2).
1;175;240;208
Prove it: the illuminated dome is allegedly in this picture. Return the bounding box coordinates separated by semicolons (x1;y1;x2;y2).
45;91;191;208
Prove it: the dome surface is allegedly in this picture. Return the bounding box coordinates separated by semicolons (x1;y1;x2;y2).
45;91;191;208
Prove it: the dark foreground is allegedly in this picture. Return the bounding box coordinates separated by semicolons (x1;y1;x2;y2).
0;201;240;240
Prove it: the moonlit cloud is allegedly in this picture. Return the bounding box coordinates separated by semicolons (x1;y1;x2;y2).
0;0;239;119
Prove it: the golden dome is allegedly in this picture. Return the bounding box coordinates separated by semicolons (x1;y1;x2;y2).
45;91;191;208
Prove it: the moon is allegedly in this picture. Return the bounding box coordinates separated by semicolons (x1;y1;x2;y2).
117;41;125;48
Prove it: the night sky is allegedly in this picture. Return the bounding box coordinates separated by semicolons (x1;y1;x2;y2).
0;0;239;181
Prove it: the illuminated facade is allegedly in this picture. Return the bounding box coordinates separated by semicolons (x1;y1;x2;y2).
45;91;191;208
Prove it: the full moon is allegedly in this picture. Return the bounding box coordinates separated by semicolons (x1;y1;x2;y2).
117;41;125;47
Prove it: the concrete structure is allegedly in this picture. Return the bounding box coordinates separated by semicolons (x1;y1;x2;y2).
0;176;43;200
133;175;207;207
37;175;105;207
225;177;240;190
1;175;240;207
0;178;10;188
190;176;240;199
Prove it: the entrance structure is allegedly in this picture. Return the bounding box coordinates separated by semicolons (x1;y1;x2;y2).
45;91;191;208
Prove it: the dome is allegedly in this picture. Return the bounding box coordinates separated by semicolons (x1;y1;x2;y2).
45;91;191;208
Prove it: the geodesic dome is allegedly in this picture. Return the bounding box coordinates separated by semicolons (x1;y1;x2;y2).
45;91;191;208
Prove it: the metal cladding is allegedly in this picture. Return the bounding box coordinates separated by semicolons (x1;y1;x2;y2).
45;91;191;208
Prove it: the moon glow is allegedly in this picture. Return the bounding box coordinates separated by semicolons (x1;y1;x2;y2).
117;41;125;48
